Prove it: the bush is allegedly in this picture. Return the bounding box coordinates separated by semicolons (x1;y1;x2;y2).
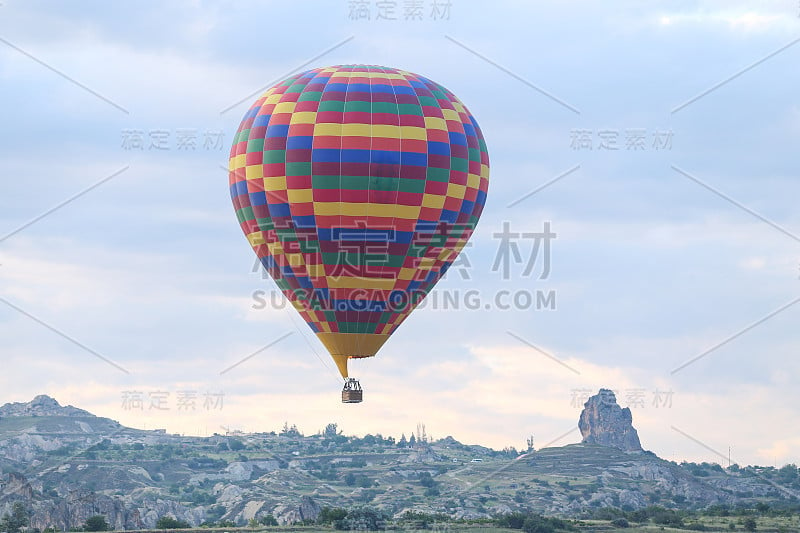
498;512;527;529
611;518;629;528
83;516;109;532
743;517;757;531
398;511;449;529
227;438;245;451
259;514;278;526
333;507;388;531
628;506;684;527
318;507;348;525
523;516;555;533
516;513;573;533
156;516;190;529
419;472;436;488
591;507;625;521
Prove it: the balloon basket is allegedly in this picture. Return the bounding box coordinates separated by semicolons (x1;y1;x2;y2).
342;378;363;404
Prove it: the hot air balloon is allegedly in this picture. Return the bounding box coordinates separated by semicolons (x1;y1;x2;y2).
228;65;489;403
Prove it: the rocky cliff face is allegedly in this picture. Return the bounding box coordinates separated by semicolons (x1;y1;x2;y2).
23;489;202;531
579;389;642;452
272;496;321;525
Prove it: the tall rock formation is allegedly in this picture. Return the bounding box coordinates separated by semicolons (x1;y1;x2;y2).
578;388;642;452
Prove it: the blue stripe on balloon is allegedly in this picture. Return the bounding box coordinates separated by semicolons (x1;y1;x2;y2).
287;136;314;150
427;141;450;155
371;150;401;165
269;203;292;217
253;114;271;127
448;131;468;146
324;83;349;92
340;149;371;163
249;191;267;206
347;83;370;93
440;209;458;223
311;148;341;162
400;151;427;166
267;124;289;138
231;181;248;197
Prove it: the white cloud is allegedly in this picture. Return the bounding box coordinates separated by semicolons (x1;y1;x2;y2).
757;437;800;466
740;256;767;270
648;0;797;33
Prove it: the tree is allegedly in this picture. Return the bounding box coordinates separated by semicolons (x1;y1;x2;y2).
317;507;348;525
409;434;416;448
156;516;190;529
227;438;245;451
743;517;757;532
397;434;407;448
611;518;629;528
280;422;301;437
259;515;278;526
324;423;339;437
1;502;30;533
419;472;436;488
334;507;387;531
526;435;535;452
83;515;110;532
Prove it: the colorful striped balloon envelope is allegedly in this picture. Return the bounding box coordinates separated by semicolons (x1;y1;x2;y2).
229;65;490;379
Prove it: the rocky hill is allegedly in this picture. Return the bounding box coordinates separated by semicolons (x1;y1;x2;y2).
0;395;92;418
0;393;797;531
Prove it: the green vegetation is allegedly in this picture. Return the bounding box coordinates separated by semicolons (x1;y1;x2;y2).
83;515;110;531
497;511;575;533
259;514;279;526
584;502;800;532
156;516;190;529
316;507;389;530
1;502;29;533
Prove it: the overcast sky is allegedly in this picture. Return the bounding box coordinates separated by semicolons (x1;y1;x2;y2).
0;0;798;467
